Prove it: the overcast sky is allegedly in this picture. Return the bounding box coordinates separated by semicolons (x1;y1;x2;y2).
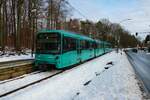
68;0;150;38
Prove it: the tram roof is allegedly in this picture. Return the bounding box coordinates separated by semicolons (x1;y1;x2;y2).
38;29;94;41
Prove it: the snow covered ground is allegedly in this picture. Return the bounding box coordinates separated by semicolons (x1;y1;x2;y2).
0;54;34;63
0;51;143;100
0;71;60;96
146;53;150;55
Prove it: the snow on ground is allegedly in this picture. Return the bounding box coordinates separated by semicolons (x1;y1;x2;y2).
146;53;150;55
74;53;142;100
0;51;143;100
0;54;34;63
0;71;59;95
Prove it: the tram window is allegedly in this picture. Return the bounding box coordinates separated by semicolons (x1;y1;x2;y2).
81;40;91;49
86;42;90;49
89;42;93;49
36;32;61;54
92;42;96;49
63;37;76;52
99;44;102;48
92;42;97;49
80;40;86;49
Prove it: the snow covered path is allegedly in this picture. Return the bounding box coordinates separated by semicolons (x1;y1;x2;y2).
0;51;143;100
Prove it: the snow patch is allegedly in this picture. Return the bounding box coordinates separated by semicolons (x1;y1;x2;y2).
0;54;34;63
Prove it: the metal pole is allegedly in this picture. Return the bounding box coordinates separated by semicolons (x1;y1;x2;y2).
117;35;119;53
31;14;34;57
148;32;150;52
51;0;53;29
117;19;131;53
31;9;37;57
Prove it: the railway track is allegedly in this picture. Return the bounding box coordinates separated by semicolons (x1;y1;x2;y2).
0;59;34;81
0;70;64;98
0;58;94;98
0;71;41;84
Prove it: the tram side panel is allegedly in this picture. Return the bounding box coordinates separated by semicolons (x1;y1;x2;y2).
58;36;79;69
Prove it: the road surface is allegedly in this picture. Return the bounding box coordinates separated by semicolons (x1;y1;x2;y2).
126;50;150;93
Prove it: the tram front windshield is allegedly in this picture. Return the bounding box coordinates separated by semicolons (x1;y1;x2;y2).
36;32;61;54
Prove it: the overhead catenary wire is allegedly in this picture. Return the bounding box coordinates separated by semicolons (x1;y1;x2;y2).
63;0;89;20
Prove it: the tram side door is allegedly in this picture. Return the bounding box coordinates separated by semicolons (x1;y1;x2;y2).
93;42;96;57
77;40;81;62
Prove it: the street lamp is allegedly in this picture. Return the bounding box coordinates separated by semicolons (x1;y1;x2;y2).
119;19;132;24
116;18;132;53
